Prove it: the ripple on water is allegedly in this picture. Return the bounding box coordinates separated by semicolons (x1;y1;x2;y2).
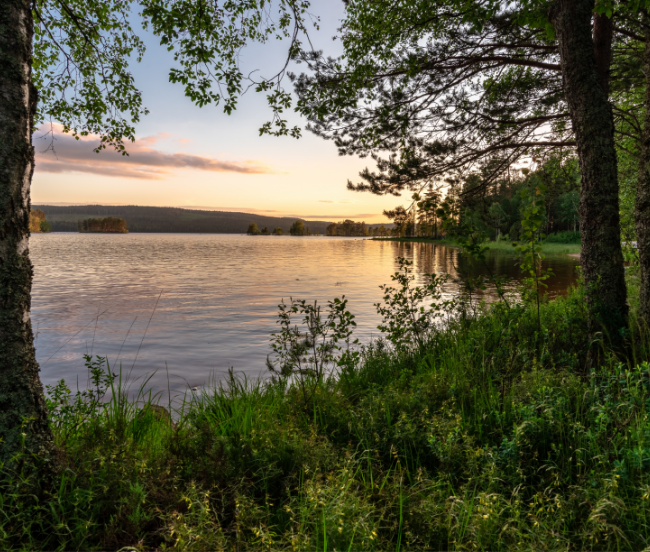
30;234;580;394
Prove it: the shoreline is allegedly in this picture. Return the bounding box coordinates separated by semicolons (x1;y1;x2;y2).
371;237;581;256
16;282;646;551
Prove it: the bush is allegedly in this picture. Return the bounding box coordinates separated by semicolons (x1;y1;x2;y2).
509;221;521;241
545;230;581;243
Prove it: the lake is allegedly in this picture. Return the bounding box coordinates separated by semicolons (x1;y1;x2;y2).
30;234;580;395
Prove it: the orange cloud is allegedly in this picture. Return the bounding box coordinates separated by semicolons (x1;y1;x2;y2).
181;205;282;214
304;213;378;219
33;126;275;179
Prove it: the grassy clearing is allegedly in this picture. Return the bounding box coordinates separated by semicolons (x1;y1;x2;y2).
3;281;650;550
481;240;580;256
483;240;580;256
373;237;581;256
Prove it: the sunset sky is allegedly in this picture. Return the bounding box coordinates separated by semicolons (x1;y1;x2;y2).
31;2;403;224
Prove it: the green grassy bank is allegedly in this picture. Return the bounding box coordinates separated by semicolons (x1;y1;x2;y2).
372;237;581;256
4;283;650;550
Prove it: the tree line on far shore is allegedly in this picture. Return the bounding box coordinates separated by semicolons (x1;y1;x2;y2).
248;219;394;237
246;223;283;235
78;217;128;233
326;220;395;237
247;220;318;235
29;210;51;233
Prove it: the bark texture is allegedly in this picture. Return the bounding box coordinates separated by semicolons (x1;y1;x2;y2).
550;0;628;344
593;12;613;96
0;0;53;464
636;18;650;328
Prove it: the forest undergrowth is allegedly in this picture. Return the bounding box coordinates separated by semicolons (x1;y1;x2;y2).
2;263;650;551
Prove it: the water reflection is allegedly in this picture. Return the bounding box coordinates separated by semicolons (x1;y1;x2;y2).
30;234;579;394
378;241;578;300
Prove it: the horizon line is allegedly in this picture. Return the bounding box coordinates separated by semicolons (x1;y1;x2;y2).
32;202;389;223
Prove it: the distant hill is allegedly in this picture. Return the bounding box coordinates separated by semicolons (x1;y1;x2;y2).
33;205;336;234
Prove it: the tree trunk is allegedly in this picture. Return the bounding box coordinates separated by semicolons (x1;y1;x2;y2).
0;0;54;465
550;0;628;346
636;16;650;328
593;12;613;96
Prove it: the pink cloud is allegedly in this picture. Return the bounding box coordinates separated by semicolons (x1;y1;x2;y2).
33;126;275;179
122;132;175;147
137;136;159;147
37;161;169;180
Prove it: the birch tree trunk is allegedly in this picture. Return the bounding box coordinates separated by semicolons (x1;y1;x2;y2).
0;0;54;464
551;0;628;347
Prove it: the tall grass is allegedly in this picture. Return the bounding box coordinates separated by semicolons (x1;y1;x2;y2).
3;285;650;550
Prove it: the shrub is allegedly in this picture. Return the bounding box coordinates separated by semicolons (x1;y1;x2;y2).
545;230;581;243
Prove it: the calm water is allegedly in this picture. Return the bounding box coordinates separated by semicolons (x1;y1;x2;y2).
30;234;580;394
